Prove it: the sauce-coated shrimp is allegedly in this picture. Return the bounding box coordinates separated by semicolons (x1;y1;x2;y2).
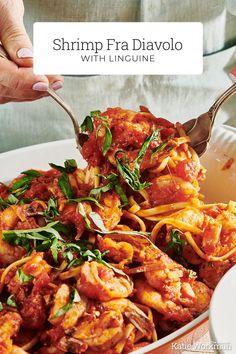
77;261;133;301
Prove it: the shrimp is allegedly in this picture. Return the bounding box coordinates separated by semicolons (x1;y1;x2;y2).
22;253;51;278
93;191;122;230
186;281;212;316
135;277;211;325
60;202;92;239
0;206;19;230
97;233;156;263
0;231;25;267
71;310;124;351
49;284;87;330
0;312;22;354
102;298;154;339
135;278;193;324
77;261;133;301
146;175;199;207
96;235;134;265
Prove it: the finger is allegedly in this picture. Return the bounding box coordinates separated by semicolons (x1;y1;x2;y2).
47;75;64;90
0;95;47;104
229;68;236;82
0;0;33;67
0;58;49;91
0;83;48;100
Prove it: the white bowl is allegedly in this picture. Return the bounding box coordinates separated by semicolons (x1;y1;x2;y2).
0;125;236;353
209;265;236;354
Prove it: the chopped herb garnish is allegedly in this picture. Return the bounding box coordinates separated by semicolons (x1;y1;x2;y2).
81;115;94;133
78;203;91;230
2;221;63;254
164;229;187;266
90;173;128;206
10;170;41;196
0;302;3;311
16;268;34;284
49;159;77;174
7;295;17;308
51;288;80;319
151;141;168;161
58;173;73;199
89;211;107;232
21;170;42;177
50;237;59;262
69;197;102;208
63;244;129;279
40;197;59;221
102;125;112;156
115;130;159;191
0;194;19;210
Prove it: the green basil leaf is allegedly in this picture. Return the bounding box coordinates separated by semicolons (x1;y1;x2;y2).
95;123;102;139
0;198;9;209
114;184;128;206
70;288;80;303
50;287;80;319
64;159;77;173
42;197;59;221
134;130;160;168
19;198;32;205
10;176;34;192
49;163;65;173
0;302;3;311
115;131;159;191
78;203;91;230
21;170;42;177
89;211;107;232
103;125;112;156
151;141;168;161
69;197;102;208
90;110;101;117
51;303;71;319
58;173;73;199
16;268;34;284
50;237;59;262
89;181;114;196
7;194;19;205
81;115;94;133
7;295;17;308
116;152;150;191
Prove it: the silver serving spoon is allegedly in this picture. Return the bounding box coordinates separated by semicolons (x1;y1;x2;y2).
183;83;236;156
0;44;83;152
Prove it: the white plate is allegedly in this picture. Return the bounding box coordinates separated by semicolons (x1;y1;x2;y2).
209;265;236;354
0;125;236;353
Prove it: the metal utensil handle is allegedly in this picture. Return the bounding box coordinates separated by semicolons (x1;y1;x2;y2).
47;88;81;148
0;44;82;151
209;83;236;123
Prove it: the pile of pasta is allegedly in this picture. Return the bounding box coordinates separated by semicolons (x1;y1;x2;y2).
0;107;235;354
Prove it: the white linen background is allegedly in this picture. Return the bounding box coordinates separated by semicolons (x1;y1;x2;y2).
0;0;236;152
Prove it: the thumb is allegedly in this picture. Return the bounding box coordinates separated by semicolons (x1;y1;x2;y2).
0;1;33;67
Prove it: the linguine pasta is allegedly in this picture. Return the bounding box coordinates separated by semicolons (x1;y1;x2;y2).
0;106;235;353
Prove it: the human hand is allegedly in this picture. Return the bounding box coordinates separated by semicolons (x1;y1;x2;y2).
0;0;63;104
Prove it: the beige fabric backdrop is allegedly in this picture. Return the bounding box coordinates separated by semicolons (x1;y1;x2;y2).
0;0;236;152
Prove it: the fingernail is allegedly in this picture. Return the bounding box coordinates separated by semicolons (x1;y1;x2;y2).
51;81;63;91
32;82;49;91
17;47;33;58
